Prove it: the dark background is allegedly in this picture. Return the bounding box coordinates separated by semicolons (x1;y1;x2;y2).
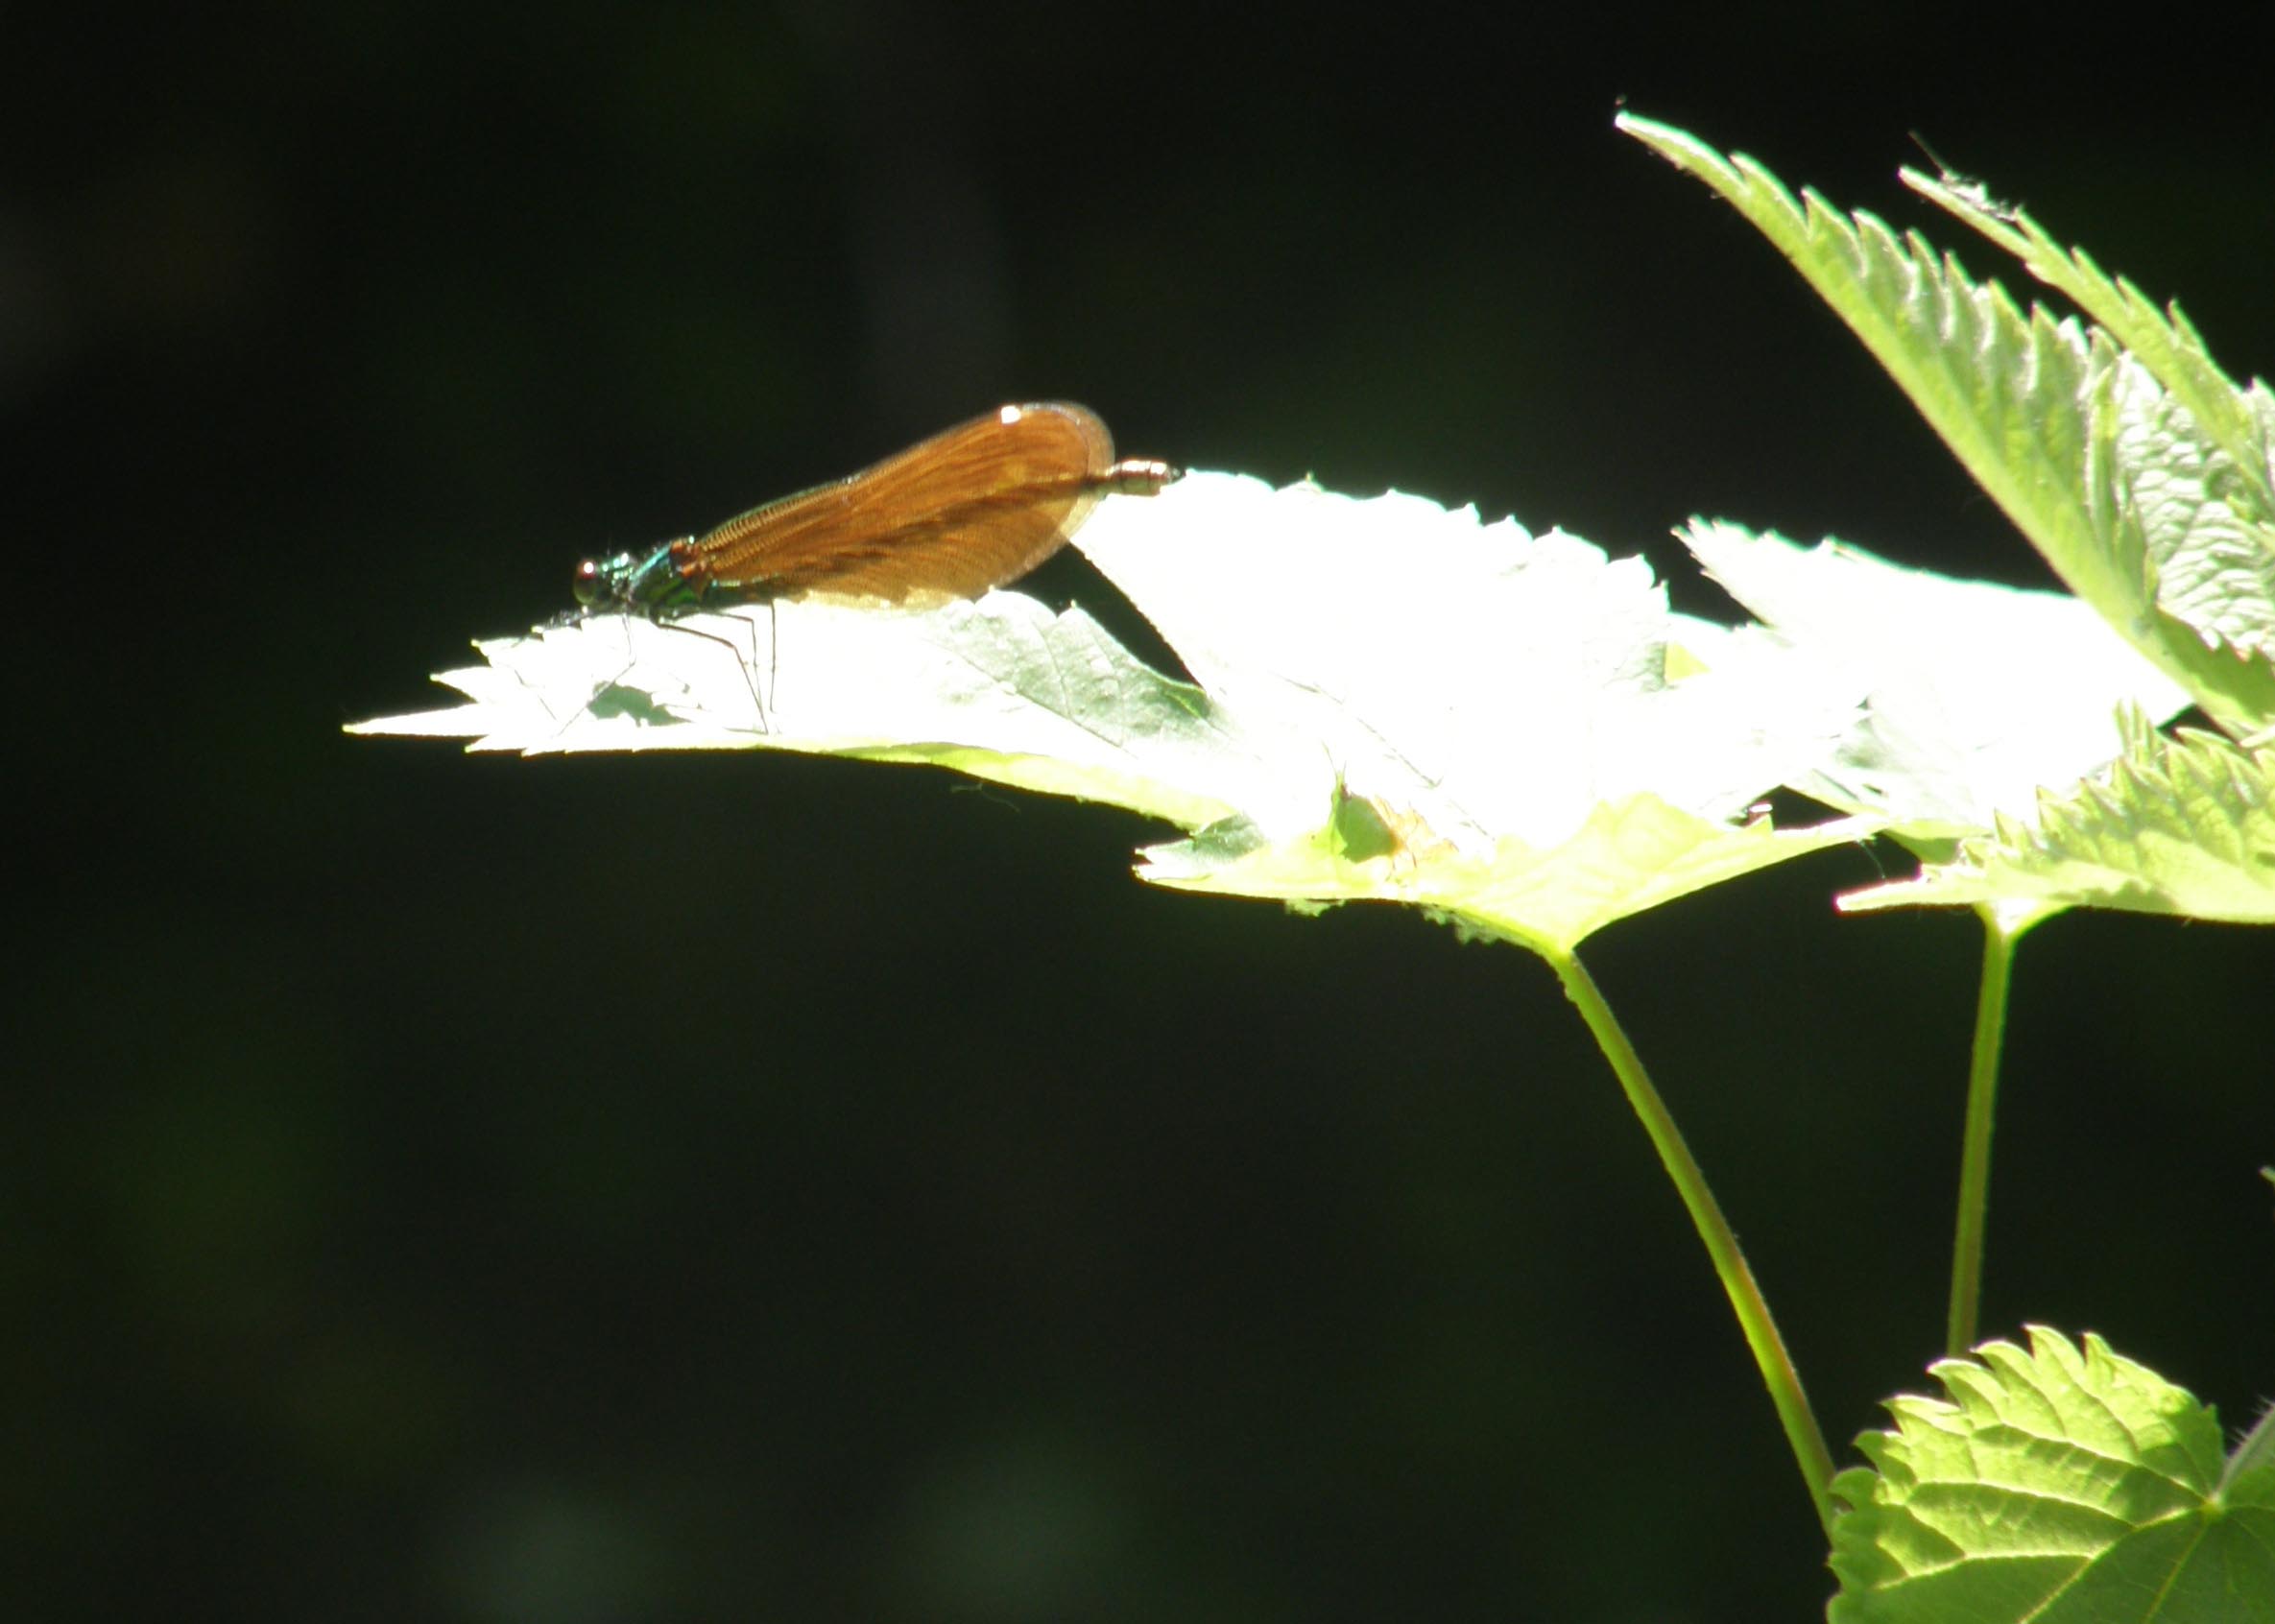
10;4;2273;1620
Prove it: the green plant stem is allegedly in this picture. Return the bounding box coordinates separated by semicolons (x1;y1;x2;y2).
1945;903;2047;1356
1550;948;1836;1537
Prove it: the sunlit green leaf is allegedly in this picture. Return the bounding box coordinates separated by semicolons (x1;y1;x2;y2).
1620;114;2275;735
352;473;1867;945
1829;1326;2275;1624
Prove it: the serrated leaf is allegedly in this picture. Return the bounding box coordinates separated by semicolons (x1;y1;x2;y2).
2114;372;2275;678
2229;1404;2275;1500
1841;716;2275;922
1828;1326;2275;1624
1682;520;2191;837
1904;166;2275;516
352;473;1870;946
1619;114;2275;734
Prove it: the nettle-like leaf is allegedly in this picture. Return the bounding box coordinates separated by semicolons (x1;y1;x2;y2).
351;473;1872;953
1841;712;2275;922
1828;1326;2275;1624
1620;114;2275;737
1904;165;2275;522
1681;520;2191;840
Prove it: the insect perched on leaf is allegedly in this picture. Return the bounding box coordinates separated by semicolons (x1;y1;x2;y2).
572;402;1180;617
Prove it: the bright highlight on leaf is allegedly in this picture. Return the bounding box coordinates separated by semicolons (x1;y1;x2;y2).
1828;1326;2275;1624
1682;521;2191;837
350;473;1872;951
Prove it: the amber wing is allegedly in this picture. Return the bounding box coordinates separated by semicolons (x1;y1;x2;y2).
679;402;1117;605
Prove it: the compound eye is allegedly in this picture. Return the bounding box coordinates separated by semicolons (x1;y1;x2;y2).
571;558;606;608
